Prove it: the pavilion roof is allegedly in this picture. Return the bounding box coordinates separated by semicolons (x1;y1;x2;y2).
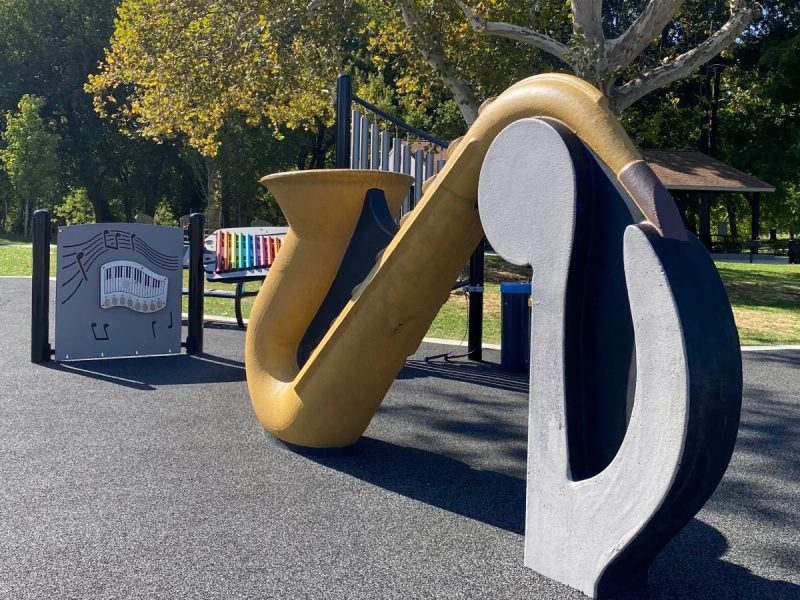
641;149;775;194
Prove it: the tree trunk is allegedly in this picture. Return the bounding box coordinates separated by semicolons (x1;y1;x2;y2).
310;124;332;169
463;0;757;114
23;198;30;238
725;200;738;239
85;184;112;223
399;0;479;126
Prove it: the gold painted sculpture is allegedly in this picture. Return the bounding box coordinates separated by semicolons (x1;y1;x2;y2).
245;73;685;448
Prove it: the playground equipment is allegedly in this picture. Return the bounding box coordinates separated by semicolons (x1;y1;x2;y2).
247;73;695;447
30;212;290;361
334;74;487;361
245;73;742;598
30;214;291;360
205;228;285;274
30;211;207;362
200;226;287;327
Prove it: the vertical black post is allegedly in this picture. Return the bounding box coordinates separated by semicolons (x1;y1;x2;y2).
467;239;485;361
335;74;352;169
709;65;721;157
31;209;51;363
186;213;204;355
699;194;712;250
750;192;760;254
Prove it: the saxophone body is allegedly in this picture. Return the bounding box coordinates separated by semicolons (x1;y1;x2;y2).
246;73;688;449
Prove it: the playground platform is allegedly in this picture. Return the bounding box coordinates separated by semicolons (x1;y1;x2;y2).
1;278;798;599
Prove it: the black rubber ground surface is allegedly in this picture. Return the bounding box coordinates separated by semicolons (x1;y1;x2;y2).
1;278;798;599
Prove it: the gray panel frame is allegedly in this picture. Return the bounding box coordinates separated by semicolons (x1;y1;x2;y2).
55;223;184;361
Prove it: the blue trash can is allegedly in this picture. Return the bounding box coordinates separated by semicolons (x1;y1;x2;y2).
500;282;532;372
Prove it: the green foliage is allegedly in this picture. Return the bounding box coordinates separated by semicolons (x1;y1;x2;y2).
719;30;800;234
87;0;347;157
54;187;95;225
0;94;61;235
620;5;800;236
357;0;553;137
153;198;178;227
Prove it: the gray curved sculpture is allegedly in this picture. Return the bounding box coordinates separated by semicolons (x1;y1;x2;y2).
478;118;742;598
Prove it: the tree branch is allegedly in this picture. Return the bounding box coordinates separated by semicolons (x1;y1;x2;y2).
570;0;604;48
399;0;479;125
455;0;573;66
611;2;758;112
606;0;684;71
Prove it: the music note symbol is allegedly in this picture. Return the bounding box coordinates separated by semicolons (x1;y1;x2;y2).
168;311;174;329
76;251;88;281
91;323;110;341
151;320;157;339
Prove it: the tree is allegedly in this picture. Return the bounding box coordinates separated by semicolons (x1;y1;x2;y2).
87;0;346;158
446;0;760;116
1;95;60;236
450;0;760;116
0;0;202;223
54;187;96;225
616;3;800;237
358;0;553;131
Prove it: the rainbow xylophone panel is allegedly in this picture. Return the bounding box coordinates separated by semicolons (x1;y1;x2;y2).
200;227;287;279
214;231;283;273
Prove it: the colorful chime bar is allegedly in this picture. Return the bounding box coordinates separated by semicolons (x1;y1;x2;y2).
215;231;283;273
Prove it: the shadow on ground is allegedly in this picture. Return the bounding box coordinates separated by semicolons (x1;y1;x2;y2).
398;358;529;393
43;352;244;390
306;351;800;600
648;520;800;600
308;436;800;600
311;437;526;533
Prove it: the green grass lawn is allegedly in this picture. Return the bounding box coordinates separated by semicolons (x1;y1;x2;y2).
2;245;797;346
0;232;34;246
715;262;800;345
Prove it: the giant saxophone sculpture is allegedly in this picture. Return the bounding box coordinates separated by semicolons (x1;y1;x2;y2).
248;73;691;447
246;73;742;597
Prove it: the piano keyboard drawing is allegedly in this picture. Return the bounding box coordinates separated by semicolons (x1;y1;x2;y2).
100;260;168;313
60;228;180;306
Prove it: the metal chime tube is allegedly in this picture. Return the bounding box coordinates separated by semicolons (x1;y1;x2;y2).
359;116;370;169
401;143;412;214
370;122;380;169
380;131;391;171
393;137;402;173
351;110;362;169
414;149;424;206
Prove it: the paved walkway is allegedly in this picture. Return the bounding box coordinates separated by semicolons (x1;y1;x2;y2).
0;278;798;599
711;252;796;265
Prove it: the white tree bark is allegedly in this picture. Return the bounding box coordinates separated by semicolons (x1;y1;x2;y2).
610;3;758;112
606;0;685;71
455;0;573;65
570;0;604;48
398;0;479;125
455;0;758;115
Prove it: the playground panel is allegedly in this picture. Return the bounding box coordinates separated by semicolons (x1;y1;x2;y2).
55;223;183;361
